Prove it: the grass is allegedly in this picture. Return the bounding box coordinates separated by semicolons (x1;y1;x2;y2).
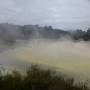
0;64;89;90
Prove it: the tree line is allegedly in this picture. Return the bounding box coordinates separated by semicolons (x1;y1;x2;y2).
0;23;90;44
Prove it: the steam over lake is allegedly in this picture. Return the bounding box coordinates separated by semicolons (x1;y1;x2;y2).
0;40;90;80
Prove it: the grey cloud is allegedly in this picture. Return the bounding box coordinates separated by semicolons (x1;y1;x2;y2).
0;0;90;30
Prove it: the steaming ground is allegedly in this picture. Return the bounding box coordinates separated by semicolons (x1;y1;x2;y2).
0;39;90;80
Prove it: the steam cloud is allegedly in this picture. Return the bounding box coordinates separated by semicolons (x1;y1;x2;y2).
0;39;90;80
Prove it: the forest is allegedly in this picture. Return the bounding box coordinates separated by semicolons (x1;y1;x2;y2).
0;23;90;45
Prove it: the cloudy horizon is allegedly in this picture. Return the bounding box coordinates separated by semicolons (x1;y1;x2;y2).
0;0;90;30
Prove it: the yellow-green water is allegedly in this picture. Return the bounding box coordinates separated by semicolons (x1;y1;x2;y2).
0;40;90;80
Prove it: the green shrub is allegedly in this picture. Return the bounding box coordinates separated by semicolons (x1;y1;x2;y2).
0;65;89;90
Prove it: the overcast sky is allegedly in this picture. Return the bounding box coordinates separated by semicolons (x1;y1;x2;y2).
0;0;90;30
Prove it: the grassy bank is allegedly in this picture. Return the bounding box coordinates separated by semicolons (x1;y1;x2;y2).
0;65;89;90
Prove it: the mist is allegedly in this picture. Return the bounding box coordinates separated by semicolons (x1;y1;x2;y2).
0;38;90;81
0;0;90;89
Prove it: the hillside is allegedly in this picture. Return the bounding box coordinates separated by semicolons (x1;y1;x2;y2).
0;23;90;45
